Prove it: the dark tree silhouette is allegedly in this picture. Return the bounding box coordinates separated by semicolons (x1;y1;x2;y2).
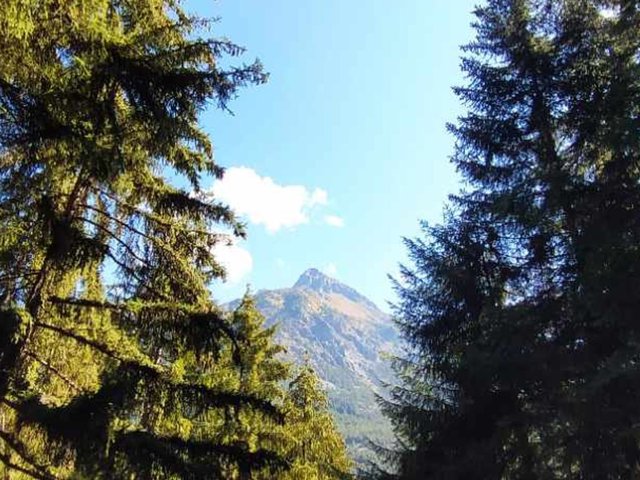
379;1;640;478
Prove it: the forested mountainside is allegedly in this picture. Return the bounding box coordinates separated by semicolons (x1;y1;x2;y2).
229;269;399;463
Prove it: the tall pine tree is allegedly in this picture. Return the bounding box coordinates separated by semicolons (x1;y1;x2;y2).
380;1;640;478
199;294;354;480
198;294;292;480
0;1;293;478
278;365;353;480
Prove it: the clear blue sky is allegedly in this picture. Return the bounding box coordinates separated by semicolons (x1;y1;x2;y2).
188;0;476;309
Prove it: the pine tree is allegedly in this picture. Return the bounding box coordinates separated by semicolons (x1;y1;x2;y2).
0;1;290;478
209;295;353;480
278;366;353;480
197;294;292;480
380;1;640;478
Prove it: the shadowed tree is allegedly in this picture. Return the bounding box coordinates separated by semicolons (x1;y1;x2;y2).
376;0;640;478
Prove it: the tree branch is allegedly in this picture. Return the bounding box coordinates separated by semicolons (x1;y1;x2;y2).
24;351;81;392
0;431;57;480
0;452;55;480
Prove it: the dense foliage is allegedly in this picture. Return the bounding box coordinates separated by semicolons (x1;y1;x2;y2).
205;295;353;480
379;0;640;478
279;365;353;480
0;1;352;478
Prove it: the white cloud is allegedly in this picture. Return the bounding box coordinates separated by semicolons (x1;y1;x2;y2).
600;6;619;18
324;215;345;227
322;263;338;277
211;240;253;284
211;167;331;233
310;188;328;205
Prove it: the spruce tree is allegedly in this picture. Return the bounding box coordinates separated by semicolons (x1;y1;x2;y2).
278;366;353;480
380;1;640;478
0;1;289;478
198;294;292;480
212;296;353;480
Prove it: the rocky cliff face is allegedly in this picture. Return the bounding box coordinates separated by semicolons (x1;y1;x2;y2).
228;269;398;462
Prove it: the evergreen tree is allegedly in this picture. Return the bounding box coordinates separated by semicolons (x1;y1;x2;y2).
0;1;290;478
278;366;353;480
210;295;353;480
197;294;292;480
380;1;640;478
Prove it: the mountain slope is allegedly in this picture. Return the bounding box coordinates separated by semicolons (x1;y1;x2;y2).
228;269;398;462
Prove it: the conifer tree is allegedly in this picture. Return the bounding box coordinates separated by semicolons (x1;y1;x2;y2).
0;1;290;478
380;1;640;478
278;366;353;480
197;294;292;480
209;296;353;480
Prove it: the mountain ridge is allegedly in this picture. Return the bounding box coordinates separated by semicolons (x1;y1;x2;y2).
226;268;398;463
292;268;381;311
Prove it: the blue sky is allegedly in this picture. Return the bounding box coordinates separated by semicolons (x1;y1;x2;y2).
188;0;476;309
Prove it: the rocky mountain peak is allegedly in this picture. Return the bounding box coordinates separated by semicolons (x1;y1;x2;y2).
294;268;338;290
293;268;377;309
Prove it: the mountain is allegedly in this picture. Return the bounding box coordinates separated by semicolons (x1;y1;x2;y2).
227;268;398;463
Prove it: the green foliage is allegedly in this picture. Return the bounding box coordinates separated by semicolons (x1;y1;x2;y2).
378;1;640;478
277;366;354;480
213;295;354;480
0;0;304;478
